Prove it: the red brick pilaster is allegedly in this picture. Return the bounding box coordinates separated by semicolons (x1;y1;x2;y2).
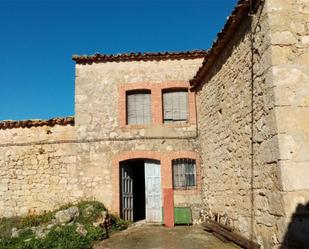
152;87;162;124
163;188;174;227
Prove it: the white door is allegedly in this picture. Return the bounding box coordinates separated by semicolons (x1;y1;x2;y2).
144;160;162;223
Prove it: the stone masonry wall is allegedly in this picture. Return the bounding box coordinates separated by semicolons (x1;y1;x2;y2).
196;2;284;248
0;126;202;219
268;0;309;248
0;125;80;217
0;58;204;221
75;58;204;218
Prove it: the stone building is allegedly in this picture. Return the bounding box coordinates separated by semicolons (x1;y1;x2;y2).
0;0;308;248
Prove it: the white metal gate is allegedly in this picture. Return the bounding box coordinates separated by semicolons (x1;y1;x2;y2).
144;160;162;223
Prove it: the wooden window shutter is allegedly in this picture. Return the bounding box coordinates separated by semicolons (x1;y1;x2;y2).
126;90;151;125
163;89;188;123
163;91;174;123
178;91;188;121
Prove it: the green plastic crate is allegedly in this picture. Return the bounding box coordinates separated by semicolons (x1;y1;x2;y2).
174;207;192;225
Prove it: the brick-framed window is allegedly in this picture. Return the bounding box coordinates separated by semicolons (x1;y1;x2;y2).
162;89;188;123
118;82;196;127
126;90;151;125
172;158;196;189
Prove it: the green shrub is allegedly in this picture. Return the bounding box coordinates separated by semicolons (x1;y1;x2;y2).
110;214;130;231
40;225;93;249
75;201;106;225
0;201;128;249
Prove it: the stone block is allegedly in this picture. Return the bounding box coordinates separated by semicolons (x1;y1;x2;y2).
275;107;309;133
282;191;309;218
301;36;309;45
272;66;307;87
277;134;298;160
271;31;297;45
280;161;309;191
268;192;285;216
271;46;293;65
256;210;276;227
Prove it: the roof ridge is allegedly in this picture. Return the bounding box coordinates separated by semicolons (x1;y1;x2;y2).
72;50;208;64
190;0;257;89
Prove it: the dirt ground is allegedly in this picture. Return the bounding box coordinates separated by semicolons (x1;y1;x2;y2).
94;225;241;249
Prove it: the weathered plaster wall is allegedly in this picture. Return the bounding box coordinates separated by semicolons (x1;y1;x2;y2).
0;125;79;217
75;59;203;139
75;59;204;219
268;0;309;248
196;2;284;248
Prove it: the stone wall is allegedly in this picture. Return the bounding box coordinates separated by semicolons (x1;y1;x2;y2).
268;0;309;248
196;2;284;248
0;58;204;222
0;126;201;218
0;125;79;217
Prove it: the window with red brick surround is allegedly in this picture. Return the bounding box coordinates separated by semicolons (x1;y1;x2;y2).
172;158;197;189
126;89;151;125
118;81;196;128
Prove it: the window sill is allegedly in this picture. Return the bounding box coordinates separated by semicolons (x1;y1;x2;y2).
163;122;194;128
120;122;196;129
173;187;199;195
173;186;197;190
121;124;151;129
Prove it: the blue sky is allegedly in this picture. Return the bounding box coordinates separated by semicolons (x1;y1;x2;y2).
0;0;237;120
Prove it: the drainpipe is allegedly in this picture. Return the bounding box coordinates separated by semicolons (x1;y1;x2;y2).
193;89;199;139
249;0;255;243
249;0;265;243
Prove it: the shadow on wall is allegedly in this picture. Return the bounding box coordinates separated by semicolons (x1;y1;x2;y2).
280;202;309;249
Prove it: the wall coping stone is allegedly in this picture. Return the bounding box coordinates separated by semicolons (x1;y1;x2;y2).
0;117;74;130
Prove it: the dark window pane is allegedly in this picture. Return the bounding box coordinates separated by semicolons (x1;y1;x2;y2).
172;158;196;189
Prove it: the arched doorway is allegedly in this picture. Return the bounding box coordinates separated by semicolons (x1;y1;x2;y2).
120;159;162;223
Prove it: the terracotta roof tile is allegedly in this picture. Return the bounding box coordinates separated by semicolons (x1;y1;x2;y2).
190;0;258;89
72;50;208;64
0;117;74;130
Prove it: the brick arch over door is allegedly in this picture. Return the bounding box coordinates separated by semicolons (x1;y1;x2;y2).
111;150;200;227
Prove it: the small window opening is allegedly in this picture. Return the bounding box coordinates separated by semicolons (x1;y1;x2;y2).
126;90;151;125
172;158;196;189
162;89;188;123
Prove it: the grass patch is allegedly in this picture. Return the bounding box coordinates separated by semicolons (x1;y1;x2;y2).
0;217;23;238
0;201;129;249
